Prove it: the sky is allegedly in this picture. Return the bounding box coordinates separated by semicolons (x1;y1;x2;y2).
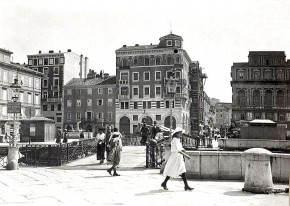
1;0;290;102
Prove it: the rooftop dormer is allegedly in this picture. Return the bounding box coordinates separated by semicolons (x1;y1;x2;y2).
159;33;183;49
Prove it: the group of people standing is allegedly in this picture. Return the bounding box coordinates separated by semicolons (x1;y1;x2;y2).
95;126;122;176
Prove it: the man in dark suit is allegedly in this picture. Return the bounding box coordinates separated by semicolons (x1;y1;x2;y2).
151;121;160;140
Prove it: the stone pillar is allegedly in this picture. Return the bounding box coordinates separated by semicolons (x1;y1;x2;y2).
7;146;19;170
242;148;273;193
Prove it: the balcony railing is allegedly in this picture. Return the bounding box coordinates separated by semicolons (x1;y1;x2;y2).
232;105;290;110
46;98;63;102
118;94;130;100
119;80;129;85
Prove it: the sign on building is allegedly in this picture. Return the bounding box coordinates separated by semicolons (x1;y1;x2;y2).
7;102;21;113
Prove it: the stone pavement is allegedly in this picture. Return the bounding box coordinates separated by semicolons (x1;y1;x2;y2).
0;146;288;206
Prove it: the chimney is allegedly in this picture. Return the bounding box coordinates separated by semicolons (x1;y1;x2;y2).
123;45;126;47
79;54;83;79
67;49;71;52
104;73;109;79
84;57;88;79
135;44;139;46
39;51;42;54
59;50;61;53
49;50;54;53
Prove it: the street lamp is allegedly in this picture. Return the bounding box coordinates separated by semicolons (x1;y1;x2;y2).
6;78;22;170
9;78;21;146
166;75;177;139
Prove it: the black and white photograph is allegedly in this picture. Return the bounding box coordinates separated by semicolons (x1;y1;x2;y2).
0;0;289;205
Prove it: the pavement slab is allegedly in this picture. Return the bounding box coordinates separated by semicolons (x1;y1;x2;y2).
0;146;288;206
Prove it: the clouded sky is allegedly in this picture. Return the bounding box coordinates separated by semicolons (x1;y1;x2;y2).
1;0;290;102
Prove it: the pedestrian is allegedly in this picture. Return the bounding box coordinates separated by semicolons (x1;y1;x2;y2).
96;128;106;164
140;122;149;145
105;126;112;156
62;129;68;143
107;127;122;176
4;133;9;143
55;129;62;143
80;131;84;139
161;127;193;191
151;121;160;140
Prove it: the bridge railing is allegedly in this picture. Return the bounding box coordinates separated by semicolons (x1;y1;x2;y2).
146;134;197;168
17;139;97;167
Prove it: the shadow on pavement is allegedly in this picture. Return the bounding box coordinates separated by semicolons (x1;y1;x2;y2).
135;189;174;196
224;190;256;196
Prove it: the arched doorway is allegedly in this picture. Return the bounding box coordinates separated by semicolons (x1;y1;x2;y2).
66;125;72;131
141;116;153;126
119;116;130;134
164;116;176;129
86;124;92;132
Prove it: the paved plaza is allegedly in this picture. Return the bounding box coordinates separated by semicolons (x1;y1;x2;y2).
0;146;288;206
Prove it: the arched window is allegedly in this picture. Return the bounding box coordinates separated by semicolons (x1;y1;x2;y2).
133;58;138;66
252;90;261;106
122;59;128;66
238;90;246;106
144;58;150;66
167;56;172;65
156;57;161;65
264;90;272;106
265;69;272;80
277;90;284;107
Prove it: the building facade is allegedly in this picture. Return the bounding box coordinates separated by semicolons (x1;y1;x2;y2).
189;61;208;136
63;70;116;133
27;49;88;130
215;102;232;129
115;33;193;134
0;48;42;135
231;51;290;136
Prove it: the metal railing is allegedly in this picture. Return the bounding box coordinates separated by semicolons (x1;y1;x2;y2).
17;139;97;167
146;134;197;168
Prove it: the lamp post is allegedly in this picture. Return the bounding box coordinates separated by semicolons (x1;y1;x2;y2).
166;75;177;139
7;78;21;170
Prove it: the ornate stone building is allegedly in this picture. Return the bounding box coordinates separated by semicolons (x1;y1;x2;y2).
231;51;290;136
115;33;193;134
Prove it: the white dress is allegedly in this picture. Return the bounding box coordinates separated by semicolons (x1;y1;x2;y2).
163;137;186;178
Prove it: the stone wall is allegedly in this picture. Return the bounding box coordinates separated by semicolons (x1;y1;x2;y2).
185;151;290;183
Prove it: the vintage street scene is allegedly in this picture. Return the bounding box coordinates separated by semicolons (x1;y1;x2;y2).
0;0;289;205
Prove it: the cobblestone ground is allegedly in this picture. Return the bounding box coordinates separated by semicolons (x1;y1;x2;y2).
0;146;288;206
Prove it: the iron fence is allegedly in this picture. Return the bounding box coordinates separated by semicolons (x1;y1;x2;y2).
146;134;197;169
17;139;97;167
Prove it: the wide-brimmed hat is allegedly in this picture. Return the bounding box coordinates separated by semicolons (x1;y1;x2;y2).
171;127;185;136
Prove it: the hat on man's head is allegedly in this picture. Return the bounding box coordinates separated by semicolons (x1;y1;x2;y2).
171;127;185;136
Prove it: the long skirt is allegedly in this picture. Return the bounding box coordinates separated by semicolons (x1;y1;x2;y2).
108;146;121;167
163;152;186;178
96;143;105;160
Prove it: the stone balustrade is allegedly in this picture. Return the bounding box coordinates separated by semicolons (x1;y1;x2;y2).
184;150;290;183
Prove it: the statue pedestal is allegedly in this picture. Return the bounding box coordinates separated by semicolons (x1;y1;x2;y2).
6;146;19;170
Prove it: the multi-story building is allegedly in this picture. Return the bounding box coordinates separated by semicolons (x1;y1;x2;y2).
0;48;42;135
215;102;232;129
189;61;208;136
115;33;194;134
63;70;116;133
231;51;290;136
27;49;88;130
203;91;212;126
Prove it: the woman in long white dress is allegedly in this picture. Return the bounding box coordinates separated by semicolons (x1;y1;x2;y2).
161;127;193;191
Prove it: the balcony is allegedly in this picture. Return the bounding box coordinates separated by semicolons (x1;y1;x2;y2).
118;66;130;70
163;78;187;85
175;93;188;99
46;98;63;102
119;80;129;85
232;105;290;110
118;94;130;100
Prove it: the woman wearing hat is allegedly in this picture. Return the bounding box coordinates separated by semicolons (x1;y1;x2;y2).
161;127;193;191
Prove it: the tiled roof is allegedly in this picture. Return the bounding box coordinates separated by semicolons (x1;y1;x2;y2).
99;76;116;85
116;44;158;51
65;78;103;86
159;33;183;41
